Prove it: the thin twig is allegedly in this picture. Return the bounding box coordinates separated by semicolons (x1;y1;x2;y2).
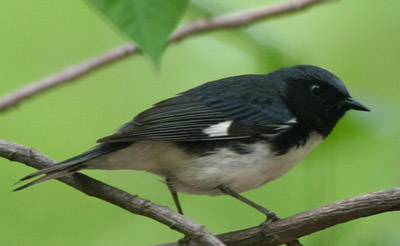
0;0;331;112
0;45;138;111
170;0;330;41
0;139;224;246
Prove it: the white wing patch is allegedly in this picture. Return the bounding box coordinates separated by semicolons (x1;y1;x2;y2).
274;118;298;131
203;120;233;137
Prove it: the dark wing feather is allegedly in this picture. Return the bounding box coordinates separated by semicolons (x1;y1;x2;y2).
99;76;296;143
98;92;239;142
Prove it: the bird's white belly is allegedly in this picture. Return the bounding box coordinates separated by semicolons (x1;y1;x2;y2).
174;133;323;194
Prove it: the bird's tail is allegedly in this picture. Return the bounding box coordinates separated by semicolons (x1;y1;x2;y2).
14;161;83;191
14;142;133;191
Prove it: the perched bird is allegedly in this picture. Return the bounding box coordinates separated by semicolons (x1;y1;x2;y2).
16;65;369;220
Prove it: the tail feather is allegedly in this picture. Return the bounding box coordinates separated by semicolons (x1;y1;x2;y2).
16;161;81;184
14;142;133;191
14;162;82;191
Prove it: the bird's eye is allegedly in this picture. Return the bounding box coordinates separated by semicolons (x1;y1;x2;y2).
311;85;322;97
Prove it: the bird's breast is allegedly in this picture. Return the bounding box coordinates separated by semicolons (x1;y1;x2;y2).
173;132;323;195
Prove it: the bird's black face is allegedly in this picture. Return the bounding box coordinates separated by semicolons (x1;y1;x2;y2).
278;66;369;137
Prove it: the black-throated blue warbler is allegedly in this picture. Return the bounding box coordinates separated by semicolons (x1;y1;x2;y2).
16;65;369;221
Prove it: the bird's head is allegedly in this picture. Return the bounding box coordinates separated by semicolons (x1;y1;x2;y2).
271;65;370;137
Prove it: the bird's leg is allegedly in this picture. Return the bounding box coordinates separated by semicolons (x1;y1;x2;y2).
166;177;184;215
166;177;191;245
218;185;280;225
218;186;302;245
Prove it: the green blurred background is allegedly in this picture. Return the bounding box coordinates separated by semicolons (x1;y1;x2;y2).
1;0;399;245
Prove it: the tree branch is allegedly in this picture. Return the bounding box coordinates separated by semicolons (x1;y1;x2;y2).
0;0;332;112
162;188;400;246
1;139;399;245
0;139;224;246
170;0;331;41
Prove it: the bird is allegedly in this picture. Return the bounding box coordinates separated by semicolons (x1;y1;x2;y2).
15;65;369;221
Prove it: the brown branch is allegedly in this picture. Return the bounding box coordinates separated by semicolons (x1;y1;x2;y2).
0;139;224;246
162;188;400;246
0;0;332;112
2;139;400;246
0;44;138;112
170;0;331;41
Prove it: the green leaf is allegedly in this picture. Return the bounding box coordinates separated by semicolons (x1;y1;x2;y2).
88;0;189;65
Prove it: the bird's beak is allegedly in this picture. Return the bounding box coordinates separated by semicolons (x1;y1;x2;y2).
341;98;370;112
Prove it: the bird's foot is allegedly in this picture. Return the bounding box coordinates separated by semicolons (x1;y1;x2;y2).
259;211;280;229
178;235;191;246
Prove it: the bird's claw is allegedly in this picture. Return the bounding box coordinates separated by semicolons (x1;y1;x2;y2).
178;236;191;246
259;212;280;229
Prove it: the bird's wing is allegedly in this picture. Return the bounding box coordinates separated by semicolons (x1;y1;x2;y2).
98;87;295;143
